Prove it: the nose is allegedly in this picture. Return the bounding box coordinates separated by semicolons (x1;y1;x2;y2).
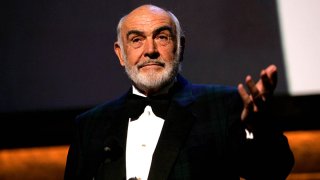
144;38;160;59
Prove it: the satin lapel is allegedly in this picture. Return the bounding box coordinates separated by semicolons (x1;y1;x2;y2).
95;96;130;180
148;85;196;180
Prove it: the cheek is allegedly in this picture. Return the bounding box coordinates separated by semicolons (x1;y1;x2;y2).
125;47;144;64
160;45;176;61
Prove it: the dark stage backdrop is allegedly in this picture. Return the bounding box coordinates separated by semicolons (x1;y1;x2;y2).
1;0;287;113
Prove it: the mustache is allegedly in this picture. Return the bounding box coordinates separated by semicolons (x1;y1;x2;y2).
137;59;166;69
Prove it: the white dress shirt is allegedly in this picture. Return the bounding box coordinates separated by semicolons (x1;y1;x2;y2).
126;86;165;180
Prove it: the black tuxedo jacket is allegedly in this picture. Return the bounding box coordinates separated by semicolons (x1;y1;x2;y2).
64;75;294;180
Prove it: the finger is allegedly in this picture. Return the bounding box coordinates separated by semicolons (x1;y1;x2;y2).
260;66;278;97
241;108;249;121
269;65;278;87
238;83;250;105
260;70;271;95
245;75;266;111
238;83;253;121
265;64;277;75
264;64;278;87
245;75;259;99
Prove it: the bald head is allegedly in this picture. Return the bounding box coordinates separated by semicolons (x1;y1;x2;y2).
126;4;170;20
113;4;185;95
119;4;175;33
116;4;184;59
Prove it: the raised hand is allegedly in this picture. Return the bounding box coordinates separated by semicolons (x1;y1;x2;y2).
237;64;278;122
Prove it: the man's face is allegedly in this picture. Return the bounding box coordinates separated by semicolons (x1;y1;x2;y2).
114;6;180;95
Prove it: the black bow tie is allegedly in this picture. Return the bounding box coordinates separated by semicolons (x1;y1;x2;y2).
126;93;171;120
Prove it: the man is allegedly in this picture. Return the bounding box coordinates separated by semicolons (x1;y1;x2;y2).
64;4;294;180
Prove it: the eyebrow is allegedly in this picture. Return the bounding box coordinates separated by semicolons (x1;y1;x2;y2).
126;25;174;40
126;30;144;39
153;26;174;36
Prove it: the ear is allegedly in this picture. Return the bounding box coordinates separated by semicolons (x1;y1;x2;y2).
114;42;125;66
179;36;185;62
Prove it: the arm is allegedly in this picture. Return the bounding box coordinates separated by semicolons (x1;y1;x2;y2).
64;119;83;180
237;64;294;179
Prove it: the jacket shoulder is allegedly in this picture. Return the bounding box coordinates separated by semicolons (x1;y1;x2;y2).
74;92;128;124
191;83;239;97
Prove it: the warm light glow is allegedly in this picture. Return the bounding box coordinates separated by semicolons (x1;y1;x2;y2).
0;145;69;180
285;130;320;179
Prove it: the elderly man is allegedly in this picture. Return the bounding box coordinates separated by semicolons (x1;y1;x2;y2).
64;4;294;180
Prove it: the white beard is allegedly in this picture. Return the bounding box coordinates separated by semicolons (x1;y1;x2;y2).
123;57;180;94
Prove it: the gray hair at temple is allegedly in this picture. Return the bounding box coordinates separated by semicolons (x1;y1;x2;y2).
115;6;184;62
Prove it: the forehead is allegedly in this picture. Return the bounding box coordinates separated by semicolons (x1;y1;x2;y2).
122;6;175;34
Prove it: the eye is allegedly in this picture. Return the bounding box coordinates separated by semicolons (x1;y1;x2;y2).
130;36;144;48
131;36;143;43
155;34;171;46
156;34;169;41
